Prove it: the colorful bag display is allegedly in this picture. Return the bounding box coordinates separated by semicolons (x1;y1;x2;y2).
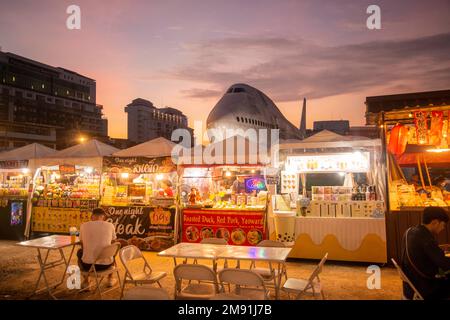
414;111;428;145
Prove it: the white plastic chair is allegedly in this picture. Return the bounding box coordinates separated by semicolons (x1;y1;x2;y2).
282;252;328;300
391;258;424;300
249;240;288;292
122;287;171;300
173;264;220;300
79;242;122;299
218;268;269;300
119;245;167;299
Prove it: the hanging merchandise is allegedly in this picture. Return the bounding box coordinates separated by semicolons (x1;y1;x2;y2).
429;111;443;146
442;119;449;148
388;123;409;155
414;111;428;145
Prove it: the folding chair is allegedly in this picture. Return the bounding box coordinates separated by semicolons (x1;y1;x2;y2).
79;242;122;299
119;245;167;299
173;264;220;300
249;240;288;293
282;252;328;300
218;268;269;300
391;258;424;300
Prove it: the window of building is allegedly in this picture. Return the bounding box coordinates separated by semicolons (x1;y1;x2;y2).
12;76;15;82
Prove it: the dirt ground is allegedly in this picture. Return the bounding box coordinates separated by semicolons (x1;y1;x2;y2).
0;240;402;300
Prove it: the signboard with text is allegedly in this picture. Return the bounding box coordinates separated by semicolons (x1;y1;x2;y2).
102;205;176;251
182;209;266;246
102;156;176;174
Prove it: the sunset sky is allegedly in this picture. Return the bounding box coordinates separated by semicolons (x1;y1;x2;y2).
1;0;449;138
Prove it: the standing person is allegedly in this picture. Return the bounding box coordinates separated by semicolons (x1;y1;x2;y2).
77;207;117;288
400;206;450;299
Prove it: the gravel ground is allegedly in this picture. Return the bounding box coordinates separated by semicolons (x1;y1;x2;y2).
0;240;402;300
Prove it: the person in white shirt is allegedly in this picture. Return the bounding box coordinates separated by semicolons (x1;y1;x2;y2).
77;207;117;288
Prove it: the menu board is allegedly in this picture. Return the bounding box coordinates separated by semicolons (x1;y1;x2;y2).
32;207;92;233
182;209;266;246
286;152;370;173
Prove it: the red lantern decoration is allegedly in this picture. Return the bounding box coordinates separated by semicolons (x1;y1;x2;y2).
388;123;408;155
429;111;443;146
414;111;428;145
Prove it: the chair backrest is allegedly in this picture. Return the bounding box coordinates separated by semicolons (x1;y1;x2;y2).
257;240;286;248
391;258;424;300
308;252;328;283
95;242;121;263
120;245;143;264
119;245;151;280
219;268;266;287
174;264;217;282
200;238;228;245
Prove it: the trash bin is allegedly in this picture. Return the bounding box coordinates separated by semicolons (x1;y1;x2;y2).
273;211;296;246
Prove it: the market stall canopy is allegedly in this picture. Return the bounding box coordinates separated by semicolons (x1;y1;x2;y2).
33;139;119;169
112;137;177;157
0;143;56;161
279;130;381;151
396;144;450;166
0;143;57;171
178;135;271;166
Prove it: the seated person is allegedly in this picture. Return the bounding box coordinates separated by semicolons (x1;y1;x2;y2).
400;206;450;299
159;180;174;197
77;207;117;288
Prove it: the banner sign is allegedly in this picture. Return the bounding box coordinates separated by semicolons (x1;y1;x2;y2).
102;205;176;251
102;156;176;174
59;165;76;175
0;160;28;170
182;209;266;246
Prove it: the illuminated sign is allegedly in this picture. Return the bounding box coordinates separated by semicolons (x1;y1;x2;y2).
286;152;370;173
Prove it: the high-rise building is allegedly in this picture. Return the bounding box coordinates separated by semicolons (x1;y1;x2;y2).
125;98;192;144
0;51;107;150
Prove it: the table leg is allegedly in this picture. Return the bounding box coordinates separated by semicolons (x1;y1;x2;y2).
33;248;56;299
275;262;282;300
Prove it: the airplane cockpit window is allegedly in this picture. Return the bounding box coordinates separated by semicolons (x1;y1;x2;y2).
226;88;233;93
233;87;245;93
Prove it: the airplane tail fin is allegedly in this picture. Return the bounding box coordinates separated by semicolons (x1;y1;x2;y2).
299;97;306;139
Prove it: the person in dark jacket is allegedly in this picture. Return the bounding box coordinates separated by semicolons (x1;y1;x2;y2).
400;207;450;299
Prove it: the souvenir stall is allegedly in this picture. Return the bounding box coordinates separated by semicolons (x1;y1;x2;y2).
0;143;56;240
272;130;387;263
380;106;450;261
100;137;179;252
27;140;118;237
177;136;271;246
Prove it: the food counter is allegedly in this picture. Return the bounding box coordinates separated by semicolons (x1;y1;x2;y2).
274;138;388;263
380;106;450;262
0;160;31;240
30;164;101;235
179;166;269;246
100;156;178;251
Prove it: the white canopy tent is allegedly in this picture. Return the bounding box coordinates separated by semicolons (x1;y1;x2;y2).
32;139;119;170
113;137;177;157
0;143;56;171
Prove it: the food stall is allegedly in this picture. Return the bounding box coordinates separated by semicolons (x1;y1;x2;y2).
0;143;56;240
177;136;271;246
100;137;179;251
28;140;118;237
379;105;450;261
272;130;387;263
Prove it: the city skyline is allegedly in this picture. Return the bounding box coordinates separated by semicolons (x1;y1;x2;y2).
1;0;449;139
